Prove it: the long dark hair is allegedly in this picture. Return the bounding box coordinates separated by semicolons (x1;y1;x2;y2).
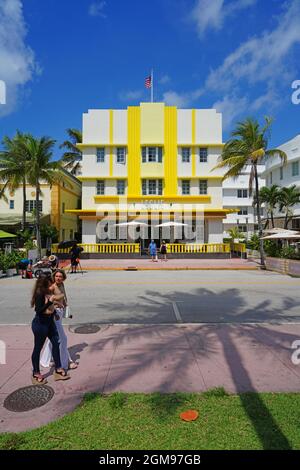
31;276;52;308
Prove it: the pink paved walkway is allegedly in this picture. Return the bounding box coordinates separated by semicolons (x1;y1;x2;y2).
1;323;300;433
73;258;258;271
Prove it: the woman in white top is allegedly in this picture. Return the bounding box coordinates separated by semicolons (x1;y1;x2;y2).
40;269;77;371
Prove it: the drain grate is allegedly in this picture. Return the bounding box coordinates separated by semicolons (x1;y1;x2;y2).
4;385;54;412
74;324;101;334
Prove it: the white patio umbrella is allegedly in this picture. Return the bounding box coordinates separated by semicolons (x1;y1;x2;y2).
261;231;300;240
155;222;189;227
113;221;149;227
263;228;297;234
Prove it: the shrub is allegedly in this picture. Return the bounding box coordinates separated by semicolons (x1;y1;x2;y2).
279;246;300;260
264;240;280;257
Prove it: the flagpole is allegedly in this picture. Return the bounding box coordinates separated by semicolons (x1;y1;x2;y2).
151;69;154;103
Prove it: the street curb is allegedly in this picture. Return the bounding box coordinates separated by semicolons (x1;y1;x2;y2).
77;266;259;271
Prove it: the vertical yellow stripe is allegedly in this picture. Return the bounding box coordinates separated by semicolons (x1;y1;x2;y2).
109;109;113;176
127;106;141;195
164;106;177;196
192;109;196;177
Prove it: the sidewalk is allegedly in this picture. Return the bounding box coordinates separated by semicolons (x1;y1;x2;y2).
1;322;300;433
69;258;258;271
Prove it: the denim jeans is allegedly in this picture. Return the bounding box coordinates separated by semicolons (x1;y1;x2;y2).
31;315;61;374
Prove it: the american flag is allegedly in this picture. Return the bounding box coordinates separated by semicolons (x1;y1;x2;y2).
145;75;152;89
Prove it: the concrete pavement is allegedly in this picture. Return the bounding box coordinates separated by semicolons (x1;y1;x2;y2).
71;257;257;270
1;268;300;433
1;322;300;433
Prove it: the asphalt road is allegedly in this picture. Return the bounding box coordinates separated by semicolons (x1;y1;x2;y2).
0;269;299;325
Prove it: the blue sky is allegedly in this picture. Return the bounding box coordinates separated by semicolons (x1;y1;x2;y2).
0;0;299;157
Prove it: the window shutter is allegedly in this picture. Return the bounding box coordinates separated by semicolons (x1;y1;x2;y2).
158;147;163;163
142;147;147;163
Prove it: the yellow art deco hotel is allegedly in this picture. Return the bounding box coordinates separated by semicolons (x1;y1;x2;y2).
69;102;232;247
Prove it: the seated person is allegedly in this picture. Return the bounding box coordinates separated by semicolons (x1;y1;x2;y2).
48;254;59;269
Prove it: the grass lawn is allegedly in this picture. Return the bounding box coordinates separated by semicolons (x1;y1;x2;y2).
1;389;300;450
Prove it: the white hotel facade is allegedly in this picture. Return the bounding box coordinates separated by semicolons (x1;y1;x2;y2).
262;134;300;229
222;165;265;237
68;102;267;245
69;102;237;245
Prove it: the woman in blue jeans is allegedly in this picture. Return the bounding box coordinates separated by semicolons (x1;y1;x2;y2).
31;276;70;384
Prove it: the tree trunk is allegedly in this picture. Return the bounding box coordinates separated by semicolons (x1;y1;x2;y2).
36;182;42;258
22;177;26;232
254;164;266;268
271;211;275;228
284;213;289;229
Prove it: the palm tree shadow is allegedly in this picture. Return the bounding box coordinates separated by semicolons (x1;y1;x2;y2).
92;286;297;448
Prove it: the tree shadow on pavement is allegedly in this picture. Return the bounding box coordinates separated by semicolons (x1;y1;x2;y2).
54;286;300;449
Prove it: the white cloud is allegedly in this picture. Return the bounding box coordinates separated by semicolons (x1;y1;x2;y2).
168;0;300;129
203;0;300;127
206;0;300;92
0;0;38;117
213;95;249;131
119;90;144;102
163;88;204;107
89;1;107;18
190;0;256;37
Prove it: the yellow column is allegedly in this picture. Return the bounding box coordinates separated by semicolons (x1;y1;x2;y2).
109;109;113;177
192;109;196;177
164;106;177;196
127;106;141;195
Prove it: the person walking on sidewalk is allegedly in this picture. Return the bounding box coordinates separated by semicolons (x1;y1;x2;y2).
31;276;70;384
40;269;78;371
160;241;168;261
149;240;158;262
69;243;82;274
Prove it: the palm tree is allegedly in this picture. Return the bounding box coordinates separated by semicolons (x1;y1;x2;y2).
259;184;281;228
227;227;244;240
0;181;8;204
213;117;287;268
20;135;61;257
0;131;30;231
278;185;300;229
60;128;82;175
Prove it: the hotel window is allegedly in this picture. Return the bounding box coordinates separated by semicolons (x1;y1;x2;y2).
62;202;65;213
70;229;73;240
238;225;247;233
238;208;248;215
117;147;126;164
237;189;248;198
182;180;190;195
199;147;208;162
117;180;125;195
25;200;43;212
141;146;163;163
96;147;105;163
9;200;14;210
292;161;299;176
182;147;191;163
199;179;208;195
280;167;283;180
270;171;272;184
96;180;105;195
142;179;163;195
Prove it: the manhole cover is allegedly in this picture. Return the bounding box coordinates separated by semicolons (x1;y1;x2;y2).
74;324;101;334
4;385;54;412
